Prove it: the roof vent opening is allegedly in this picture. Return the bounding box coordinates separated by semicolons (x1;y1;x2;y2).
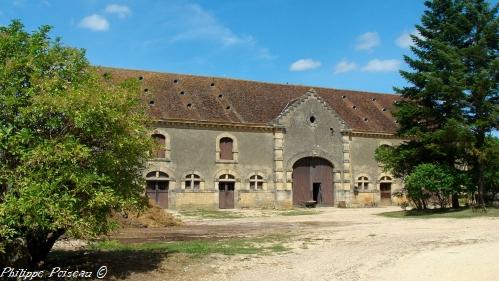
144;88;149;92
138;76;144;80
226;106;231;110
187;103;192;109
211;82;215;87
352;105;357;109
180;91;185;95
149;100;155;106
173;79;178;83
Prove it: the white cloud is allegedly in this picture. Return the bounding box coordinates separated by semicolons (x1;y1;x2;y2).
289;59;322;71
334;59;357;74
105;4;131;18
169;4;253;46
256;48;277;60
395;29;422;48
355;32;380;51
78;14;109;31
362;59;400;72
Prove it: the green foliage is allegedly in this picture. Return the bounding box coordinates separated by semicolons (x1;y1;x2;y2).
404;163;466;209
0;20;152;266
376;0;498;205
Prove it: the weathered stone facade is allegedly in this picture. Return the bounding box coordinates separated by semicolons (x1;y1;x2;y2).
102;67;405;209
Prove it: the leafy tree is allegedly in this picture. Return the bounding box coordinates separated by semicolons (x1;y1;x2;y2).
0;20;152;267
404;163;468;209
376;0;498;207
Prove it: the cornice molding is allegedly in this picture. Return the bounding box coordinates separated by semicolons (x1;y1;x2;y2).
154;119;282;132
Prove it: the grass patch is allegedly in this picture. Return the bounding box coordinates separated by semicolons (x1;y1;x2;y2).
279;209;321;216
89;235;290;256
379;207;499;219
179;209;247;219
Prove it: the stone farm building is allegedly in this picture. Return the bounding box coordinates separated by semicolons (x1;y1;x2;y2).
103;67;404;210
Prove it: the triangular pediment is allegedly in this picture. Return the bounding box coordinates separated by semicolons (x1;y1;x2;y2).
272;89;350;131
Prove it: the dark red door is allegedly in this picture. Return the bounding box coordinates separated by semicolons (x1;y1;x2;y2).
219;182;235;209
380;183;392;205
292;157;333;206
147;181;169;208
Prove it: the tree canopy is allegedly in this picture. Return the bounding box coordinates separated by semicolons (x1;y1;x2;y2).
375;0;498;207
0;20;152;266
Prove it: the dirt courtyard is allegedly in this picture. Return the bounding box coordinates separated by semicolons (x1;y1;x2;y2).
108;207;499;281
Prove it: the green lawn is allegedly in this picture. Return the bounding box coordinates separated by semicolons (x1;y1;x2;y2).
379;207;499;219
179;208;320;219
179;209;247;219
89;234;291;256
279;209;321;216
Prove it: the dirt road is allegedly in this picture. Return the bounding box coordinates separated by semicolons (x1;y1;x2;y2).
113;207;499;281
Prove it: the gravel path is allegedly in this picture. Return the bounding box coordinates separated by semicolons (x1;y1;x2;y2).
197;207;499;281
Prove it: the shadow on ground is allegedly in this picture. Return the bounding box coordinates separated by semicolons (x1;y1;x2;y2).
46;249;171;280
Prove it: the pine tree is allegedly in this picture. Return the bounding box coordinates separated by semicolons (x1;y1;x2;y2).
376;0;498;207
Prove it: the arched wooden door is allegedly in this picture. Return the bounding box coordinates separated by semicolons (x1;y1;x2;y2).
292;157;334;206
146;171;169;208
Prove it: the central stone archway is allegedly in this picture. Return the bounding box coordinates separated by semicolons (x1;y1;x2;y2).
292;157;334;206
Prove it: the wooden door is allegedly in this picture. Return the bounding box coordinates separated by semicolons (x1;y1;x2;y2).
146;181;169;208
292;157;333;206
219;182;235;209
380;182;392;206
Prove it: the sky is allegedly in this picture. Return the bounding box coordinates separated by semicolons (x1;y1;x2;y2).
0;0;429;93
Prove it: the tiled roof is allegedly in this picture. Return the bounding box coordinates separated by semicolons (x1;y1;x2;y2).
98;67;400;133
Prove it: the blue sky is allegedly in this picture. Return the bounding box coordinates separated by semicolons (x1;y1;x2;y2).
1;0;428;93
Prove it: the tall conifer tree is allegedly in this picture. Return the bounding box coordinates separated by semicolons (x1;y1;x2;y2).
377;0;498;207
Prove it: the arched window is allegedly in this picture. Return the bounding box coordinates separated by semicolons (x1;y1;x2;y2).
249;175;264;190
185;174;201;190
145;171;169;208
219;174;235;181
219;137;233;160
152;134;166;158
380;176;392;182
357;176;369;190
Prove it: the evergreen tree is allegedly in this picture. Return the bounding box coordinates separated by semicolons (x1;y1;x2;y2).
376;0;498;207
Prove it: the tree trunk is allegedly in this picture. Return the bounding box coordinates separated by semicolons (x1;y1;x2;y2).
26;229;65;268
451;193;459;209
477;161;485;206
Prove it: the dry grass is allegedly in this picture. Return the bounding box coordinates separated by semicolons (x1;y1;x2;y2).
114;200;182;228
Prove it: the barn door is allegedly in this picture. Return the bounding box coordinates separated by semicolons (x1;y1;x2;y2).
292;157;334;206
219;182;235;209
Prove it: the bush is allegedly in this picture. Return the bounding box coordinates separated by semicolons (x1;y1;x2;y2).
404;164;464;210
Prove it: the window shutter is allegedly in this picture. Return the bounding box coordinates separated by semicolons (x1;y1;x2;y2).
219;138;233;160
